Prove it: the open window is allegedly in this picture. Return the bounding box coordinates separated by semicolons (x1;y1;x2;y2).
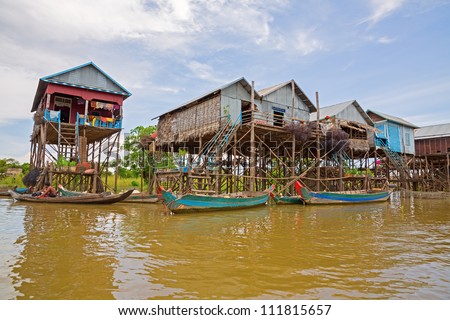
272;107;284;127
241;101;251;124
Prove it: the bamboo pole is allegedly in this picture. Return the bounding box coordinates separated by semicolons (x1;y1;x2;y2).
115;133;120;193
447;154;449;192
249;80;256;192
315;92;321;191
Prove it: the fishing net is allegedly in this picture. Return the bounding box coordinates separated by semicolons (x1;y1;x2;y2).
324;128;349;154
22;168;41;187
285;122;316;144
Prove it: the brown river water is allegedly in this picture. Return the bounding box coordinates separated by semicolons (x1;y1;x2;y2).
1;192;449;300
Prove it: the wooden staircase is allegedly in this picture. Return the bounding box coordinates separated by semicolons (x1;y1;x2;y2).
58;123;79;161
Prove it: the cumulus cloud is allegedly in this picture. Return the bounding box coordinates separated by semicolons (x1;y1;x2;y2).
293;29;324;56
0;0;283;51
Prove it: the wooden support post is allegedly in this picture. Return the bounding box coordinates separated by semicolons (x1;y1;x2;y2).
339;149;343;191
249;80;256;192
84;100;89;118
447;154;449;192
115;133;120;193
315;92;321;192
93;162;98;193
46;93;51;109
233;132;237;193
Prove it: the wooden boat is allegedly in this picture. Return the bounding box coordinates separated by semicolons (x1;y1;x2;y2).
296;182;391;205
121;192;160;203
0;187;31;197
58;185;159;203
57;185;107;197
161;187;273;213
8;189;134;204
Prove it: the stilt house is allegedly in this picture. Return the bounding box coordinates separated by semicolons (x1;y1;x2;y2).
367;110;418;155
309;100;374;156
151;78;319;194
367;110;419;189
413;123;450;191
29;62;131;192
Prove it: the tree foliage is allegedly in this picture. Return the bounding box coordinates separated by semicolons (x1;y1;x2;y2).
0;158;20;177
122;125;157;180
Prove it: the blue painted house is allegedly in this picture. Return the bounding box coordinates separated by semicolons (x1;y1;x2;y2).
367;110;418;155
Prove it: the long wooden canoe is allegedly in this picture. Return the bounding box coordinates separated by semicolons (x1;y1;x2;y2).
161;189;271;213
58;186;159;203
297;184;391;205
121;192;160;203
8;189;134;204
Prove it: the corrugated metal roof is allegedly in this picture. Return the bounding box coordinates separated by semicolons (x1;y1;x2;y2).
366;109;418;128
258;80;316;113
153;77;260;119
415;123;450;139
310;100;374;126
42;61;131;96
31;62;131;111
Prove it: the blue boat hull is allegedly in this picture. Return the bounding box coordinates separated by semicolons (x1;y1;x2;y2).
161;190;270;213
302;189;391;205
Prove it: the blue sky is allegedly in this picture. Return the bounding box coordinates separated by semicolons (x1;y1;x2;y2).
1;0;449;162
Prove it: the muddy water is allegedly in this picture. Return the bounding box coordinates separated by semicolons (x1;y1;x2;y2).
0;192;449;299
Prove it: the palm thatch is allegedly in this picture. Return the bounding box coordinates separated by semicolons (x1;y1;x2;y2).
157;95;221;145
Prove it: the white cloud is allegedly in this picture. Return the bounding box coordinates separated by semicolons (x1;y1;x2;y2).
359;0;405;26
293;29;324;56
377;36;396;44
0;65;38;124
187;61;216;82
0;0;284;52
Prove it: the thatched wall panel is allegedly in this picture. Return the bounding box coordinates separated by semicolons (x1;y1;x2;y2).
158;95;221;145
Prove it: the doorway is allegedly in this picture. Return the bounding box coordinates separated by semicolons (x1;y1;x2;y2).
54;106;71;123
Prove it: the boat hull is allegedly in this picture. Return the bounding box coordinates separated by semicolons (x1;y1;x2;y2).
304;190;391;205
8;189;134;204
162;190;270;213
121;193;160;203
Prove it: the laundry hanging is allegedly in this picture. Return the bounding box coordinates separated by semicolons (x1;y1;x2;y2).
91;101;114;111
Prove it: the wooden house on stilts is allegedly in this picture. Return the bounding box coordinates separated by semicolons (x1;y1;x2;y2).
413;123;450;191
150;79;387;196
29;62;131;192
151;78;315;195
367;110;418;189
308;100;386;191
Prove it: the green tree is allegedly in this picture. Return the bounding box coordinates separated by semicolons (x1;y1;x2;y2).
21;163;30;175
0;158;20;177
123;125;157;181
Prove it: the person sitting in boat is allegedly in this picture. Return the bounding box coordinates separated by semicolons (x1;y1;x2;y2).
37;182;57;198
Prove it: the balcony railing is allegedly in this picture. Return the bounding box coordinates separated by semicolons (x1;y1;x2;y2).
42;110;121;129
76;113;122;129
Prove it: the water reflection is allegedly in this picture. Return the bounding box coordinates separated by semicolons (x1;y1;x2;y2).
0;193;449;300
10;203;128;299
